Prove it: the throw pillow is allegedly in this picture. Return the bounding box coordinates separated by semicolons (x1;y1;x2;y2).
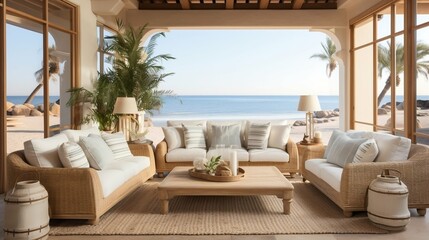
367;132;411;162
353;138;379;163
268;124;292;150
101;132;133;160
182;124;206;149
210;124;242;148
79;136;115;170
323;129;344;159
326;133;367;168
162;127;185;151
58;142;90;168
247;122;271;150
24;133;69;168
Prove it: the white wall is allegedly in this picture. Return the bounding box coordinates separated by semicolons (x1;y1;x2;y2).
69;0;99;90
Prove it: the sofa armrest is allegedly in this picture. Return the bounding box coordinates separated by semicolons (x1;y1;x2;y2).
7;151;103;218
341;152;429;208
286;138;299;171
155;140;168;172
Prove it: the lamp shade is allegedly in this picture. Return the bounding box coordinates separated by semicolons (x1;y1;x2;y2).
297;95;321;112
113;97;138;114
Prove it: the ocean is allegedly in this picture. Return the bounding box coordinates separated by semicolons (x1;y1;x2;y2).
7;96;60;106
151;95;339;126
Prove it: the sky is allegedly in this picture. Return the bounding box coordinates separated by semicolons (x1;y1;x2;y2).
152;29;339;96
6;19;429;97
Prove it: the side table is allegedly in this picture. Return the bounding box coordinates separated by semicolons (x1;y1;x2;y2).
297;142;325;178
128;141;156;178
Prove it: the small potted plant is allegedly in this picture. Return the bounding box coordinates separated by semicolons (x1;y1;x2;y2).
204;156;221;176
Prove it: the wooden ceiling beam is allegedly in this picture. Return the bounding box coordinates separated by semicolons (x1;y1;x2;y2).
293;0;304;9
226;0;234;9
260;0;270;9
179;0;191;9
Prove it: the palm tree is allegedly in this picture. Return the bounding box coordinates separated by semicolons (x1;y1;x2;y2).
377;42;429;107
67;20;175;130
310;37;337;77
25;47;60;104
104;20;175;112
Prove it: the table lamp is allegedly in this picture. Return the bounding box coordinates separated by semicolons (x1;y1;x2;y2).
113;97;138;141
297;95;321;142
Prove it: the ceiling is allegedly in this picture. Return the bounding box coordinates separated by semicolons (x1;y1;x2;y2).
138;0;337;10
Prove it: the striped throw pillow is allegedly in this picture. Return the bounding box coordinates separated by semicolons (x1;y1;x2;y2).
58;142;89;168
247;122;271;150
353;138;379;163
101;132;133;160
182;124;206;149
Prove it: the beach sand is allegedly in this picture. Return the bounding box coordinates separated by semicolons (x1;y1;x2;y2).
7;110;429;154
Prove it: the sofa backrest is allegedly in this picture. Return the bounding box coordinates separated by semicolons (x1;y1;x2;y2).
409;144;429;159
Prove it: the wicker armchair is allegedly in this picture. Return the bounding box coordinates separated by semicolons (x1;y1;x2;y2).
303;144;429;217
6;144;155;225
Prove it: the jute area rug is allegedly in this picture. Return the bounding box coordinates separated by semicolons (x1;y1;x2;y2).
50;180;387;235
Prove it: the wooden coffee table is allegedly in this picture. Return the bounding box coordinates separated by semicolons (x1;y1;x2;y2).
158;166;294;214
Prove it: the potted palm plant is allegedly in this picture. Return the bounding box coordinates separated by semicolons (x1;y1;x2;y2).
67;20;175;130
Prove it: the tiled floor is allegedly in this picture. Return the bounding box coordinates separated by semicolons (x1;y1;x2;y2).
1;193;427;240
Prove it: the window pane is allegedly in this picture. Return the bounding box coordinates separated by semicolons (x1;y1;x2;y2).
48;27;72;135
417;135;429;145
377;7;391;40
6;21;44;153
48;0;73;30
354;123;373;131
395;35;405;131
354;45;374;124
377;39;392;128
416;27;429;135
395;1;404;33
417;0;429;26
6;0;44;19
103;54;113;73
355;17;373;47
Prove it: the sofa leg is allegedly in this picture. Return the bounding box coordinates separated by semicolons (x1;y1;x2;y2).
87;217;100;225
343;210;353;217
417;208;427;216
302;177;306;182
157;172;165;178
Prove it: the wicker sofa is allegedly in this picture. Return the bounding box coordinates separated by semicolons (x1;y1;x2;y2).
155;119;299;177
302;131;429;217
6;131;155;225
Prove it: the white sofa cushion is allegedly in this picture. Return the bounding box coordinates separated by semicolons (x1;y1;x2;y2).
353;138;379;163
207;147;249;162
101;132;133;160
79;136;115;170
246;120;288;147
319;164;343;192
327;133;366;168
58;142;89;168
166;148;207;162
268;124;291;150
96;156;150;197
182;124;206;149
210;124;242;148
247;122;271;149
249;148;290;162
305;159;343;192
24;133;69;168
162;127;185;151
62;127;100;143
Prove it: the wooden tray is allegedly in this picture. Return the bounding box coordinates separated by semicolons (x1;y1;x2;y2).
188;168;245;182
